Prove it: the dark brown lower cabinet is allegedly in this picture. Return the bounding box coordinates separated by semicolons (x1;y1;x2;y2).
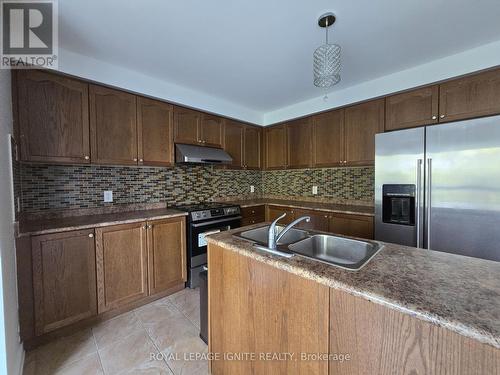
147;217;186;295
329;288;499;375
96;222;148;313
294;209;329;232
31;230;97;336
266;205;295;224
241;205;266;226
329;213;374;239
209;244;329;375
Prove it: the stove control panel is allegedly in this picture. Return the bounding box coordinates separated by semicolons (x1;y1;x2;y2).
190;206;240;222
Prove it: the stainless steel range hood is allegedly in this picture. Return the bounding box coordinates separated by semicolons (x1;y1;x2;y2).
175;143;233;165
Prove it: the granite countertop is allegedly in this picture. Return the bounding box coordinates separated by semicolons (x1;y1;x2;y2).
18;208;187;237
206;224;500;349
225;198;375;216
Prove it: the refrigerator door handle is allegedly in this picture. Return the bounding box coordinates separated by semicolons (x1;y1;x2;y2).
416;159;423;248
426;158;432;249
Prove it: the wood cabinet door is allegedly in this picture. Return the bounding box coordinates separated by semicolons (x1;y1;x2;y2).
89;85;138;165
201;114;223;147
266;205;295;225
439;69;500;122
312;109;344;167
96;222;148;313
173;107;201;145
294;209;329;232
17;70;90;163
209;244;329;375
31;230;97;335
385;86;439;131
223;120;244;168
329;288;499;375
243;126;262;169
344;99;385;165
264;125;287;169
147;217;186;295
286;118;312;168
137;97;174;166
329;214;374;239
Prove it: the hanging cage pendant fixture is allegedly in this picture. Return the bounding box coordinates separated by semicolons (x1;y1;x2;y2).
313;13;341;90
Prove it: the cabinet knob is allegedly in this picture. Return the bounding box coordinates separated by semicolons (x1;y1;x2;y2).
251;210;255;214
147;224;152;229
142;225;147;230
431;115;437;120
139;159;143;162
88;233;94;238
440;114;445;119
84;155;90;160
134;158;138;162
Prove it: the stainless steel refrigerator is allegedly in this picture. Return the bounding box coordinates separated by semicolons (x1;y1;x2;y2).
375;114;500;262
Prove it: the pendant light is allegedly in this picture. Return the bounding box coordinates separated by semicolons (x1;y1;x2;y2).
313;13;341;97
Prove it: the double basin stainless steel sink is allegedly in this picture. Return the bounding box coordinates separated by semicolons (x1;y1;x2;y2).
233;225;382;271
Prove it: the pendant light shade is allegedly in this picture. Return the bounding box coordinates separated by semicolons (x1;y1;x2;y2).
313;13;341;88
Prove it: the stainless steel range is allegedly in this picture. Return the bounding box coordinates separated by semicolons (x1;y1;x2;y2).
172;203;241;288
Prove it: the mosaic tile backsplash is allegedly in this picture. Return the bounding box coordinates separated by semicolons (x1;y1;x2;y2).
19;164;374;213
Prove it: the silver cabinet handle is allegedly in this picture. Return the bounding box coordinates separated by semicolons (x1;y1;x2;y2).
416;159;423;248
426;158;432;249
440;114;445;119
134;158;138;162
84;155;90;160
88;233;94;238
139;159;143;162
431;115;437;120
142;225;147;230
147;224;152;229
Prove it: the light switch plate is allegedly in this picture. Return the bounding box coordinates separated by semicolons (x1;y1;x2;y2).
250;185;255;193
312;186;318;195
104;190;113;202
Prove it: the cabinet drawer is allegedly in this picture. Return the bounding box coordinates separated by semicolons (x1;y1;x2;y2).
241;205;265;219
241;216;265;227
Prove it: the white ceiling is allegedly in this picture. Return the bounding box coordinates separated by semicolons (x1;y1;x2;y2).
58;0;500;124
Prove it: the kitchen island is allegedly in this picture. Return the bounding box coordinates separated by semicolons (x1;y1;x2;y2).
206;223;500;374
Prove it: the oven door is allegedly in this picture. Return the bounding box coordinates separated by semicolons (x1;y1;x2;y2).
188;216;242;268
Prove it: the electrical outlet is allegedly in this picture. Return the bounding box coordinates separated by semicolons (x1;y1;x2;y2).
312;185;318;195
104;190;113;203
250;185;255;193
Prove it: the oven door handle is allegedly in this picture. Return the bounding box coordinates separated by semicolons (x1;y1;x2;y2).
191;216;242;228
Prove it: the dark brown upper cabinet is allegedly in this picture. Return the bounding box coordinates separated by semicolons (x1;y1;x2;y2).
223;120;244;168
264;124;287;169
385;86;439;131
173;107;201;145
89;85;138;165
244;126;262;169
17;70;90;164
344;99;385;166
137;97;174;166
286;118;312;168
312;109;344;167
200;114;224;147
173;107;223;147
224;121;262;170
439;69;500;122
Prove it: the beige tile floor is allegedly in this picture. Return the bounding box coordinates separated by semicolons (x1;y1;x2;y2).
23;288;208;375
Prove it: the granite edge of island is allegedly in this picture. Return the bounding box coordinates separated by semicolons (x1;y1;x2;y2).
206;225;500;350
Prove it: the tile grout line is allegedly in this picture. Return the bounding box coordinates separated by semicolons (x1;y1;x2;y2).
166;293;201;332
133;310;177;375
91;326;107;375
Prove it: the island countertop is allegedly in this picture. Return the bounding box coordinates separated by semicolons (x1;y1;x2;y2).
206;223;500;350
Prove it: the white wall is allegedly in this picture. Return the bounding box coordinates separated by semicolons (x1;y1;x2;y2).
264;39;500;124
0;71;23;375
